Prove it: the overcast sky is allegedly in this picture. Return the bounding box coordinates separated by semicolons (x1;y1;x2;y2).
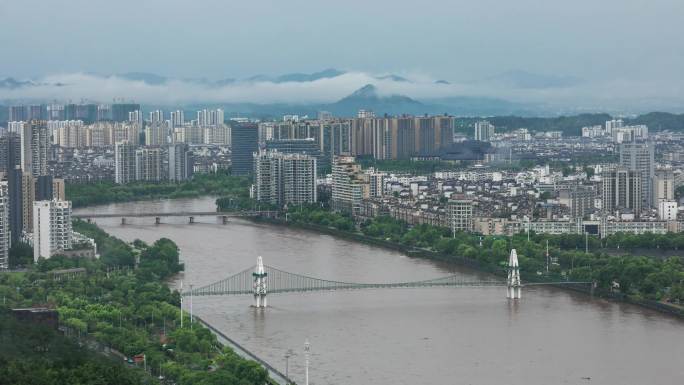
1;0;682;81
1;0;683;110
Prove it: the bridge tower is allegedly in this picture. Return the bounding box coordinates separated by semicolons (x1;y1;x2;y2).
507;249;522;299
253;256;268;307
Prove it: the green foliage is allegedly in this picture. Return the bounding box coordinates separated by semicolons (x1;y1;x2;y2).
0;223;272;385
8;242;33;268
290;209;684;304
288;205;355;231
0;309;144;385
66;173;252;208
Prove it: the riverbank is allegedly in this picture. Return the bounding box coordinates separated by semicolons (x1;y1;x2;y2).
194;315;294;385
1;219;277;385
66;173;250;208
254;216;684;319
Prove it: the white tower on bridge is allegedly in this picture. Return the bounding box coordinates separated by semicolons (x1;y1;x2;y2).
253;256;268;307
507;249;522;299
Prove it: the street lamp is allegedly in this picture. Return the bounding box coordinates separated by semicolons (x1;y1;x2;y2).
284;349;294;380
304;339;311;385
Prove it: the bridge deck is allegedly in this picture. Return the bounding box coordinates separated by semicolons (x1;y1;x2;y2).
74;211;274;219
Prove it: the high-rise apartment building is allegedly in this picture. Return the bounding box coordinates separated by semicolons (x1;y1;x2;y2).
266;138;322;173
168;143;193;182
114;141;136;184
145;122;168;146
653;169;675;207
171;110;185;127
0;133;21;174
8;166;23;244
474;121;495;142
231;123;259;175
366;170;386;197
0;182;9;269
8;105;28;122
111;103;141;122
602;168;642;215
619;142;654;208
36;175;54;201
197;108;224;126
135;147;162;182
128;110;143;125
33;200;72;261
331;156;369;216
20;120;49;176
253;151;317;207
149;110;165;123
202;125;231;145
21;173;35;234
52;178;66;201
51;120;86;148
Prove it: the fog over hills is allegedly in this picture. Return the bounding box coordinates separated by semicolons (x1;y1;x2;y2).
1;69;682;117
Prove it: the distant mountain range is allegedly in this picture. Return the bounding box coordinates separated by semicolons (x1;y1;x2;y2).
1;68;682;117
188;84;531;118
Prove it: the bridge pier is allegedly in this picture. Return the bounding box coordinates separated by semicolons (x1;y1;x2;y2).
155;217;161;225
507;249;522;299
121;217;126;225
253;256;268;308
189;216;195;224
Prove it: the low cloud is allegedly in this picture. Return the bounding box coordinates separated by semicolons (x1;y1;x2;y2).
1;71;683;113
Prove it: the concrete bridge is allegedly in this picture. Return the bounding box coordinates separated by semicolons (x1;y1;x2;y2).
73;211;278;225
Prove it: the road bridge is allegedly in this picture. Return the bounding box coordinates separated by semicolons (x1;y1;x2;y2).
73;211;278;224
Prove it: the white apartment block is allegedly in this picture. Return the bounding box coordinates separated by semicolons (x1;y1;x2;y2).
658;201;678;221
114;141;136;184
331;156;369;215
33;200;73;261
474;120;495;142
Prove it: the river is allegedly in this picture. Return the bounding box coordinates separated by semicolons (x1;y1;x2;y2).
75;197;684;385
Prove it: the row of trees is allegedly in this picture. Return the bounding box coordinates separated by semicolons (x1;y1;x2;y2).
0;309;144;385
0;221;272;385
66;173;252;208
286;208;684;305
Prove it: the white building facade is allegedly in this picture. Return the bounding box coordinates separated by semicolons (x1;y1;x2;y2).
33;200;73;261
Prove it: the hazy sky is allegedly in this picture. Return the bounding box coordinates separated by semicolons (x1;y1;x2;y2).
1;0;683;111
1;0;682;81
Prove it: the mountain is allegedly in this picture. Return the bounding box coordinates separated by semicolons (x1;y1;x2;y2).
479;70;581;89
273;68;346;83
325;84;426;115
117;72;168;85
0;77;35;89
376;74;409;82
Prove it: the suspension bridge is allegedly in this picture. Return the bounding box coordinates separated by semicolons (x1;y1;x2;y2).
181;250;593;307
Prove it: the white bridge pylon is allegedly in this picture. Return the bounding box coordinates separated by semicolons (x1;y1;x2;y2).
507;249;522;299
253;256;268;308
